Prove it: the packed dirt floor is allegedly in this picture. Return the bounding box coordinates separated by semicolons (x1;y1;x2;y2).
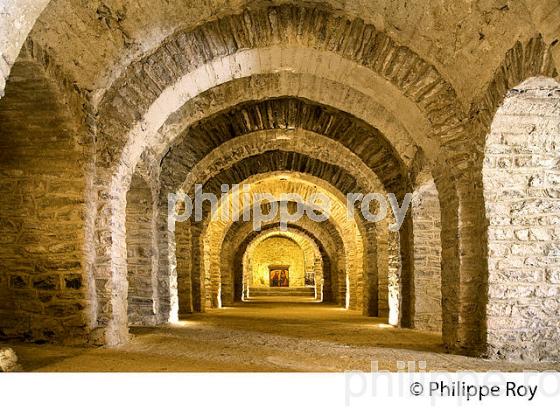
5;297;560;372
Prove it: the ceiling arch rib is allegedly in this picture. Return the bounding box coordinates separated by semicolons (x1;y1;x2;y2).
90;3;473;204
158;97;407;201
187;152;376;228
172;128;386;199
155;72;421;172
226;223;338;280
97;4;461;155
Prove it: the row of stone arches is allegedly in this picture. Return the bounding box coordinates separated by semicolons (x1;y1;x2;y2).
0;2;558;363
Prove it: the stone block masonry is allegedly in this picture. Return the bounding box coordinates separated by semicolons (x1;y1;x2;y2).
483;78;560;361
0;57;89;344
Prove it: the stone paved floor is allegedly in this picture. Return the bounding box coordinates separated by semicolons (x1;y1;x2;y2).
5;298;560;372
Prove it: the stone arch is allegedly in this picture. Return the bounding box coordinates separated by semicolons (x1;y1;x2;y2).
37;3;468;346
96;3;463;162
475;36;557;132
242;230;321;298
200;173;365;311
0;44;92;344
195;169;405;323
157;124;395;315
174;198;355;315
155;99;407;321
0;0;51;98
483;76;560;361
224;223;336;306
152;96;417;318
96;67;425;344
429;36;559;354
218;199;351;310
91;40;450;344
85;6;460;346
166;124;389;197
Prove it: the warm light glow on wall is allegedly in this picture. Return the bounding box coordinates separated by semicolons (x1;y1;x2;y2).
389;293;399;326
249;237;305;288
204;172;365;312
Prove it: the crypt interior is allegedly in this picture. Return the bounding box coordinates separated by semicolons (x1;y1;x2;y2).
1;0;560;371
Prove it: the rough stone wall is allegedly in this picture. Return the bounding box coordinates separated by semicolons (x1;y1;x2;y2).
483;76;560;361
245;231;320;292
446;35;558;355
126;174;156;326
412;178;442;332
175;221;193;315
221;218;341;305
0;55;89;344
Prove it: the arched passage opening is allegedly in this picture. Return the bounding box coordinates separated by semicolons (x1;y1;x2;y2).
0;46;91;344
483;76;560;361
243;234;315;299
222;219;341;307
192;172;367;314
243;229;324;300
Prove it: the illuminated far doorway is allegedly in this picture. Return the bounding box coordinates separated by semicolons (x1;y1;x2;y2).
269;265;290;287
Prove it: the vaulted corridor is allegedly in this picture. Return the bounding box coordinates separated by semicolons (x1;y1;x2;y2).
1;1;560;375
